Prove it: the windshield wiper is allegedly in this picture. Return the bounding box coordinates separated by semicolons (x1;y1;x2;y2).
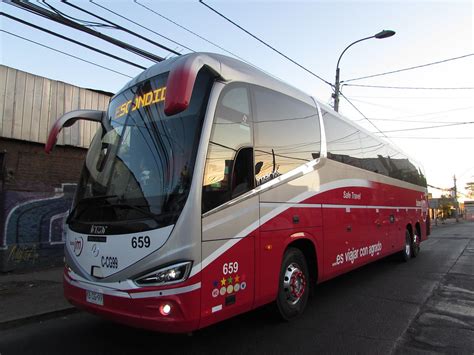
66;194;118;224
107;203;162;224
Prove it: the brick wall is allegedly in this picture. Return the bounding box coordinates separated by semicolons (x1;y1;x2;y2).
1;137;87;192
0;137;89;271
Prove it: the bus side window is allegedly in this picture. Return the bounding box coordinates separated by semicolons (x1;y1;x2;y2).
253;87;320;186
323;111;364;168
202;85;253;213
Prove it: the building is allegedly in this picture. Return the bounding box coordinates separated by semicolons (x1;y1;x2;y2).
0;65;112;271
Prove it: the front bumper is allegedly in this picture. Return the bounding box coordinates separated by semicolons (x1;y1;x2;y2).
64;270;201;333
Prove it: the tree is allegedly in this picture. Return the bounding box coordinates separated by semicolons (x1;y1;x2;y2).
439;194;454;218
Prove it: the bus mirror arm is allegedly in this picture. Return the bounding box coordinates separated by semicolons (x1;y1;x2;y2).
164;55;223;116
45;109;105;154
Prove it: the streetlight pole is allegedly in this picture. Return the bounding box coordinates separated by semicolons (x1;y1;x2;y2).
333;30;395;112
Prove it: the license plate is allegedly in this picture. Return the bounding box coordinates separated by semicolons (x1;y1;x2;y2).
86;290;104;306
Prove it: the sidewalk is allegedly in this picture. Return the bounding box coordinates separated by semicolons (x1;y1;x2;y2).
0;266;75;329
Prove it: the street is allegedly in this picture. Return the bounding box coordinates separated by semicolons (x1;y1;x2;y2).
1;221;473;354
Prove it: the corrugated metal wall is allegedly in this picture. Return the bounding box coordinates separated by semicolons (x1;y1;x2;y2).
0;65;112;148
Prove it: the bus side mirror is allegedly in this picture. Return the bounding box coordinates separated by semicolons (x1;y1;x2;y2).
255;161;263;175
45;110;105;154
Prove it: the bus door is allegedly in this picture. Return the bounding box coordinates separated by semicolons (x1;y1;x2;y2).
200;85;257;328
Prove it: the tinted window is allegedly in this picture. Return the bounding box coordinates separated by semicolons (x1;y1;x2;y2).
323;111;364;169
253;87;320;186
202;86;253;213
359;132;389;175
385;149;426;186
325;112;426;187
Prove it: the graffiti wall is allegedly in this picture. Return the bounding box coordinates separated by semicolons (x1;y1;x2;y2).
0;184;76;271
0;137;89;272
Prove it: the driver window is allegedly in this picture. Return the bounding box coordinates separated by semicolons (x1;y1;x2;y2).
202;85;253;213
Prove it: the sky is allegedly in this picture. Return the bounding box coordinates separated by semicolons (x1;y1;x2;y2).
1;0;473;199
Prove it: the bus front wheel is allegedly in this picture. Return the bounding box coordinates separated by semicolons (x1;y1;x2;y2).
276;248;310;320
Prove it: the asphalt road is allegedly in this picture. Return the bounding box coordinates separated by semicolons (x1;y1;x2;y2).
1;221;473;355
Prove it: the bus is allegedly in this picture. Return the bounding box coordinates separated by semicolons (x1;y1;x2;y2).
45;53;429;333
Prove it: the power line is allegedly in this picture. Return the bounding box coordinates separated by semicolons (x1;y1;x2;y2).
364;106;474;121
0;29;133;78
348;95;471;100
344;83;474;90
6;0;164;63
338;91;388;138
348;97;411;114
343;53;474;83
347;98;474;122
385;136;474;140
458;164;474;179
134;0;248;62
134;0;287;82
362;118;471;124
199;0;333;87
0;12;147;70
62;0;183;56
378;121;474;133
90;0;194;53
428;184;449;191
38;0;113;28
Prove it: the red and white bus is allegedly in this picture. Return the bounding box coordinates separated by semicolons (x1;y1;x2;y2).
46;53;429;333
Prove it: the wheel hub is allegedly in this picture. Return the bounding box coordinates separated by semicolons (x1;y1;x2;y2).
283;263;307;305
405;237;411;256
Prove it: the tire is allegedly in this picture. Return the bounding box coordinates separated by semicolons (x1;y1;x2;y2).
412;232;420;258
276;248;310;320
400;230;411;262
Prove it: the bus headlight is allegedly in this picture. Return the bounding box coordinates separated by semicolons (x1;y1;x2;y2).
135;261;192;286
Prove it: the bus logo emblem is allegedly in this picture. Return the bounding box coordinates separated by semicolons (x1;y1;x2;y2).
91;244;99;257
73;237;83;256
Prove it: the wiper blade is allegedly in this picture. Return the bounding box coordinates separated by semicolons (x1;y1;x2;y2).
108;203;161;224
66;194;118;224
80;194;118;202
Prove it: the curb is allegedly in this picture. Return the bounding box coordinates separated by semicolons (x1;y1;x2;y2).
0;307;79;331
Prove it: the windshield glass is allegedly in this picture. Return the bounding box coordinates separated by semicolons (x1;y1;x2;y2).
69;71;213;233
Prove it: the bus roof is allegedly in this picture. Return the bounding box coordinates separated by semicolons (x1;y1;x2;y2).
115;52;315;109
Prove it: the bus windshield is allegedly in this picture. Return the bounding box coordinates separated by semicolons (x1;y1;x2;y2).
68;71;212;232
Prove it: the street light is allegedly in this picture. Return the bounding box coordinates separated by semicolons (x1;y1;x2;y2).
333;30;395;112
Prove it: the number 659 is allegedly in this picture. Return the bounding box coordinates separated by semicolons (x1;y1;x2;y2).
223;262;239;275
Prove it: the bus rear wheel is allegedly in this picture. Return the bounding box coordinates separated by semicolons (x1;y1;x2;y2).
400;230;412;262
412;232;420;257
276;248;309;320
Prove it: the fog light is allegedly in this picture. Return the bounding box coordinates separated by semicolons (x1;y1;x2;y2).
160;303;172;316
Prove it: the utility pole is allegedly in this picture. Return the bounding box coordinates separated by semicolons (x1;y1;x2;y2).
454;174;459;222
